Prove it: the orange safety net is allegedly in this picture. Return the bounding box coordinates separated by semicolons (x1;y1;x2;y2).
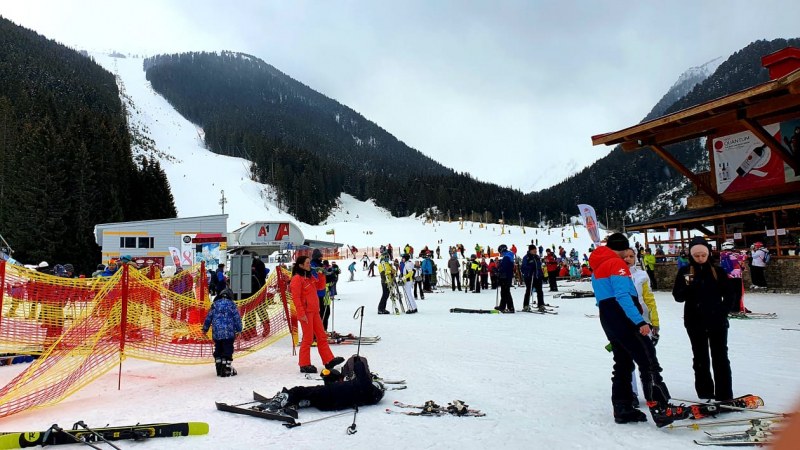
0;261;297;418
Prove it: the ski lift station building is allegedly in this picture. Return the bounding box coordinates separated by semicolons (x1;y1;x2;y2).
94;215;335;267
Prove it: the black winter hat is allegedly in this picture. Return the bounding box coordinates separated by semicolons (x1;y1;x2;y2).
689;236;712;253
312;248;323;260
606;233;630;251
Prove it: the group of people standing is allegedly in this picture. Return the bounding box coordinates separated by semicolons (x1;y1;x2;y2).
591;233;740;428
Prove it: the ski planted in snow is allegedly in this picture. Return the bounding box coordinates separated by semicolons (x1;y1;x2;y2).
0;422;208;449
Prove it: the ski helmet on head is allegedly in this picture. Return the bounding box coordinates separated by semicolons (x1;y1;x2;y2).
498;244;508;253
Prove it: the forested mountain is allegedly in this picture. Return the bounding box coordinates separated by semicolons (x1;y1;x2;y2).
0;17;176;273
530;38;800;229
144;52;541;224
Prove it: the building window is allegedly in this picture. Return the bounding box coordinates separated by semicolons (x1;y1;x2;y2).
120;237;137;248
138;237;154;249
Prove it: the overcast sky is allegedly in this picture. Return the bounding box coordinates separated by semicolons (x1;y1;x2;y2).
3;1;800;191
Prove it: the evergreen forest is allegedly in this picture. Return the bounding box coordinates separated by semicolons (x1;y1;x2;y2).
0;17;176;273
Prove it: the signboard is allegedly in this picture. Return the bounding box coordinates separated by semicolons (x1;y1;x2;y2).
229;254;252;295
713;120;800;194
733;232;742;239
236;222;304;248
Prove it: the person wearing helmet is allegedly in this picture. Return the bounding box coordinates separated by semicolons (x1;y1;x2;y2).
495;245;516;313
202;288;243;377
750;242;769;289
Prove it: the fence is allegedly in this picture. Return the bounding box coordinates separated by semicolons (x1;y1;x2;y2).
0;260;296;418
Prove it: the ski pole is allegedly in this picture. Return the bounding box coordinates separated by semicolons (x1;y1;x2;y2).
346;306;366;435
283;410;353;429
670;398;789;417
46;424;104;450
73;421;122;450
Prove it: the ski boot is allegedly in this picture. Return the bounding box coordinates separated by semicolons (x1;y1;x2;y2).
613;403;646;424
223;358;237;377
214;358;226;377
647;401;690;427
300;365;318;374
325;356;345;370
537;304;548;312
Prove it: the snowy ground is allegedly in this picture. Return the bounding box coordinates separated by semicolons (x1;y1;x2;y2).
1;274;798;449
5;52;791;448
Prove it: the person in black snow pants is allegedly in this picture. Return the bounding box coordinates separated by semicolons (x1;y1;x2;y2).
590;233;689;427
672;236;734;402
202;288;242;377
256;355;384;416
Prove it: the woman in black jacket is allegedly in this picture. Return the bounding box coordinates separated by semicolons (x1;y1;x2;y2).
672;237;733;401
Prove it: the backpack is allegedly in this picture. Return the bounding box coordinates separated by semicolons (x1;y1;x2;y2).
341;355;371;381
720;253;734;274
761;249;770;264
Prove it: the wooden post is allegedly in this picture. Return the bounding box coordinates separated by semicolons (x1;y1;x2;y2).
772;211;781;256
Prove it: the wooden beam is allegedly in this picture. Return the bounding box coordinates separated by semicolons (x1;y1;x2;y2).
649;144;724;204
739;117;800;173
592;70;800;146
695;225;715;236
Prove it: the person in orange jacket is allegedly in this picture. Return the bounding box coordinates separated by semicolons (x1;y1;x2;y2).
290;255;343;374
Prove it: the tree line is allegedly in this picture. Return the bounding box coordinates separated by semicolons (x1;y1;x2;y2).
0;17;176;274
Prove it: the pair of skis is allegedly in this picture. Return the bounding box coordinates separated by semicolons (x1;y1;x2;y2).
553;290;594;299
327;332;381;345
0;422;208;449
519;305;558;315
728;311;777;320
385;400;485;417
694;426;776;447
215;392;298;424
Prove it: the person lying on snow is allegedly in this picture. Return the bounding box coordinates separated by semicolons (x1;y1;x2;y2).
257;355;385;417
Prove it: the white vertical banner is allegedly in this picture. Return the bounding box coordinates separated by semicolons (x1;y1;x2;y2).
180;234;196;267
577;204;601;245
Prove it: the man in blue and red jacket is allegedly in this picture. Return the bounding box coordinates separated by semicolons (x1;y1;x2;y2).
590;233;688;428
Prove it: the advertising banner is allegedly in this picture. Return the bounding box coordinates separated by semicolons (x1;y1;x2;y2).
713;121;800;194
577;204;601;245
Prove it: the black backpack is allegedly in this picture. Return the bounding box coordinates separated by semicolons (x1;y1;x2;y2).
341;355;371;381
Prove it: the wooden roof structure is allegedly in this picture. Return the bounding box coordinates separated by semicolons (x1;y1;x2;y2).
592;68;800;204
591;50;800;255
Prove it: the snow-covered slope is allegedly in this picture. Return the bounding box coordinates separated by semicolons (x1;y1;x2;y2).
94;53;601;252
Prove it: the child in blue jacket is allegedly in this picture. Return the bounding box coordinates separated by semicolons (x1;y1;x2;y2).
202;288;243;377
